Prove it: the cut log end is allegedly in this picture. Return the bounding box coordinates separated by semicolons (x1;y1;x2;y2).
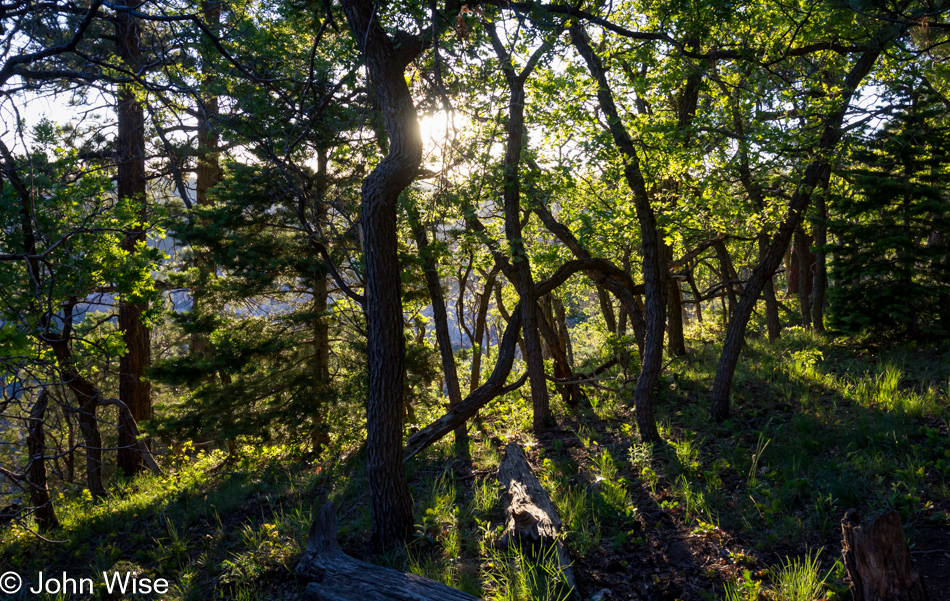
841;510;929;601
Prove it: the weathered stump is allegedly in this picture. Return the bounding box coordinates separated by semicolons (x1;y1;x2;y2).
497;443;576;594
296;502;480;601
841;509;929;601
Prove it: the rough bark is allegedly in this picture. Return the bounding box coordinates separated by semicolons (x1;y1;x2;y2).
497;443;576;593
296;503;480;601
341;0;421;548
26;391;58;532
710;29;898;421
841;510;929;601
116;9;151;476
572;25;665;442
409;207;467;453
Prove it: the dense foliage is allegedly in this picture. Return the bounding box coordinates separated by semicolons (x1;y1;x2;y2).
1;0;949;597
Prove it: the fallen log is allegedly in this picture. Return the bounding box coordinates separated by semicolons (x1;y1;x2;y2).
296;502;481;601
841;509;929;601
497;443;576;594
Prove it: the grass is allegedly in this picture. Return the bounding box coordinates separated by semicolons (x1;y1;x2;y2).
771;551;833;601
1;316;948;600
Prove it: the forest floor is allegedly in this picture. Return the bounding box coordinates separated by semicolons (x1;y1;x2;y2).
1;328;948;600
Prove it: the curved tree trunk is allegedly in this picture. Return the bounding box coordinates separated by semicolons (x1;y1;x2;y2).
710;29;899;421
532;200;647;354
487;26;560;433
340;0;422;549
571;25;665;442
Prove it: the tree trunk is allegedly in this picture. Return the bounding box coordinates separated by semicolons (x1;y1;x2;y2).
532;201;646;354
841;510;929;601
811;186;829;332
553;296;574;367
794;225;814;328
710;29;898;421
190;0;223;362
497;443;576;593
470;268;499;393
116;9;151;477
26;391;58;532
409;206;467;455
713;240;738;319
296;503;480;601
49;339;107;498
537;298;581;407
598;286;617;334
760;236;782;341
404;309;524;460
487;27;553;433
685;259;703;323
99;399;163;476
406;257;659;459
572;25;665;442
311;146;332;456
340;0;421;549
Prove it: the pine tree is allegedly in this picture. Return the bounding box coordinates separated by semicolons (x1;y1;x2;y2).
828;76;950;338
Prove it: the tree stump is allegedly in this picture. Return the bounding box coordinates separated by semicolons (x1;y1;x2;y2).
841;509;929;601
296;502;480;601
497;443;576;594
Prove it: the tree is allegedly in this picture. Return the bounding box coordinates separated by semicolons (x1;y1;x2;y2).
828;76;950;338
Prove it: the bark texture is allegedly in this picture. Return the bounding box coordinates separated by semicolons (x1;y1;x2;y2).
296;503;480;601
487;26;556;433
497;443;576;594
340;0;422;547
841;510;928;601
116;9;151;476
